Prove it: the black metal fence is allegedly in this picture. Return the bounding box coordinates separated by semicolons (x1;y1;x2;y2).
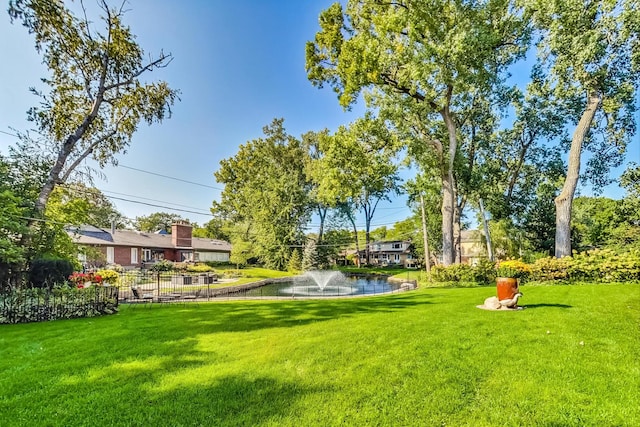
0;286;119;324
115;272;414;303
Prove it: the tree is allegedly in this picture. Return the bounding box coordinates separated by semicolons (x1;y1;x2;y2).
524;0;640;257
214;119;311;270
613;163;640;249
287;248;302;273
307;0;530;265
133;212;187;233
571;197;620;250
302;130;332;244
8;0;178;229
50;183;126;229
302;238;319;271
192;217;230;241
309;114;400;265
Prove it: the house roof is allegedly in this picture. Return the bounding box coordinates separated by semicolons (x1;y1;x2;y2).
68;226;231;253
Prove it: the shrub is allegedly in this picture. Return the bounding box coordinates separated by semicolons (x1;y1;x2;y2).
529;257;573;282
186;263;214;273
28;258;74;289
150;260;174;272
0;285;119;324
432;263;489;284
529;249;640;283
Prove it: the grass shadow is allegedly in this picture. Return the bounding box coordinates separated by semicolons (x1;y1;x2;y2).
522;303;573;309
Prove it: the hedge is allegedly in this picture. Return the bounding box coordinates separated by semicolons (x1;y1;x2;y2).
0;286;119;324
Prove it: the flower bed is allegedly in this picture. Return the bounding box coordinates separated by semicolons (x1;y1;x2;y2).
0;286;119;324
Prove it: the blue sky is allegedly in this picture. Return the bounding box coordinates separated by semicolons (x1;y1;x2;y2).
0;0;638;232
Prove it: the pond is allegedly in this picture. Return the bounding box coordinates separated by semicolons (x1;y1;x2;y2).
242;272;400;297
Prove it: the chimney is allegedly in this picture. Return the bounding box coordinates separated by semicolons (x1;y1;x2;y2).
171;221;193;247
111;220;116;234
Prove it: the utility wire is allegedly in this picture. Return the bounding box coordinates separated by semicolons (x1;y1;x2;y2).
118;164;224;190
104;196;214;217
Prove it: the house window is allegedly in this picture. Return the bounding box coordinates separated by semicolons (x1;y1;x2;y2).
394;254;400;262
106;246;114;264
392;243;402;249
131;248;138;264
142;249;151;262
381;254;388;260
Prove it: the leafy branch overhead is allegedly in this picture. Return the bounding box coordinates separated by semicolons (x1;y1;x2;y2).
8;0;179;215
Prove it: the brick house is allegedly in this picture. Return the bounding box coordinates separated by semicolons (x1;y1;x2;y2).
70;222;231;269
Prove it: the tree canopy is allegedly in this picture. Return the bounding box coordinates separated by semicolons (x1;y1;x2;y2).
213;119;311;270
306;0;530;265
8;0;178;222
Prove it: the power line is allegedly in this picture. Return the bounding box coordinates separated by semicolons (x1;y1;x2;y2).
100;189;212;212
103;195;214;217
118;164;224;190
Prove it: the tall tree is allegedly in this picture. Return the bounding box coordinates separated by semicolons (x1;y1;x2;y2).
302;130;331;244
0;157;27;279
306;0;530;265
214;119;311;270
133;212;187;233
309;114;400;265
524;0;639;257
8;0;178;227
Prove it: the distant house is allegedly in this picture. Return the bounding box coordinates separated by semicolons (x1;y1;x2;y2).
360;240;416;268
69;222;231;269
460;229;486;265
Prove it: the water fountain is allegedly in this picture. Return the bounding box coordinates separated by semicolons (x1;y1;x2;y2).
302;270;345;291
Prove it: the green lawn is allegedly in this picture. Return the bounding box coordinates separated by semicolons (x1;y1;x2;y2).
1;284;638;426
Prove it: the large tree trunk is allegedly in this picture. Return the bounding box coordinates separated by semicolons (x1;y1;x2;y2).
348;212;361;267
555;93;601;258
317;206;327;243
420;193;431;279
440;97;457;266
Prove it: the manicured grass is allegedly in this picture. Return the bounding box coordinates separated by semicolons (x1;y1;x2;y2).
1;284;638;426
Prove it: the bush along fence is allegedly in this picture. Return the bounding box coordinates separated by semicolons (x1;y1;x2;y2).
429;249;640;285
0;286;119;324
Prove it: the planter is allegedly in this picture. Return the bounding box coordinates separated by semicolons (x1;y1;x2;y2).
496;277;519;300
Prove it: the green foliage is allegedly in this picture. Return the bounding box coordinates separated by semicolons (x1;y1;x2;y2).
0;285;118;324
431;263;492;285
150;260;174;272
133;212;187;233
524;0;639;257
0;189;27;267
214;119;310;270
185;263;215;273
530;249;640;283
28;257;74;289
287;249;302;273
307;0;531;265
229;238;253;268
7;0;179;235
